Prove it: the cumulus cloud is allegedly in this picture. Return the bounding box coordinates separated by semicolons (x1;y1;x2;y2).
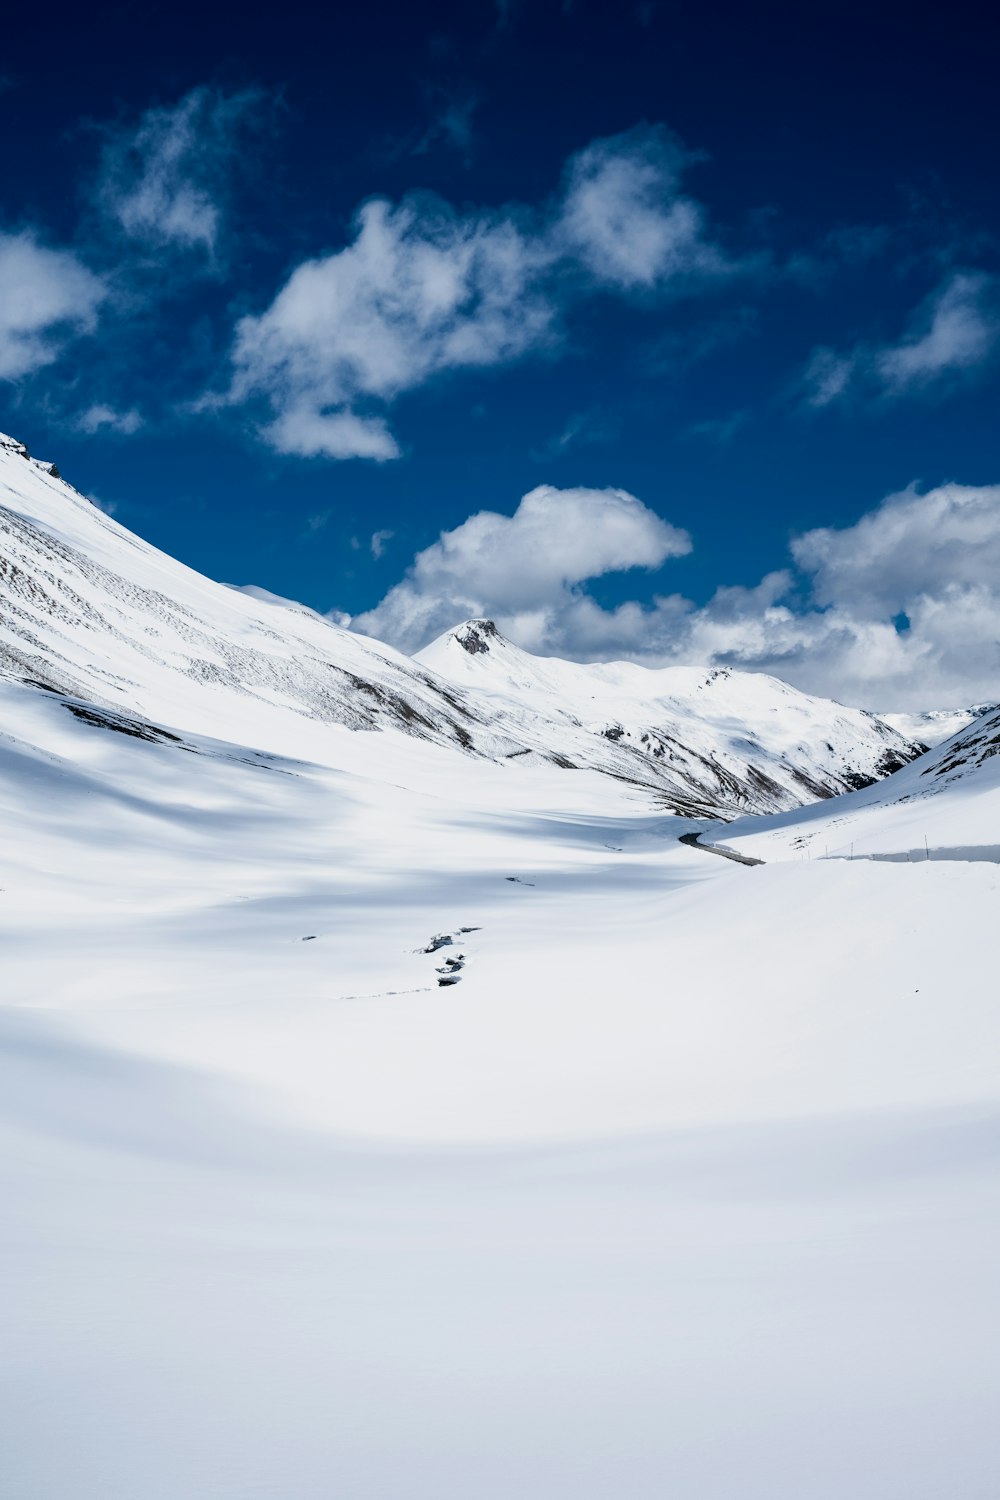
791;482;1000;611
227;126;734;460
679;487;1000;707
351;484;691;651
97;86;262;260
0;230;105;379
681;483;1000;706
354;479;1000;709
802;271;1000;408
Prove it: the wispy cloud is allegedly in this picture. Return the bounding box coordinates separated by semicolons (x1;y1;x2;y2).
533;407;621;460
95;86;264;263
685;410;748;443
303;510;332;535
76;403;143;435
414;88;480;164
802;346;858;409
0;230;105;379
226;125;740;461
802;271;1000;408
370;528;394;559
785;224;892;290
876;272;1000;392
556;126;729;291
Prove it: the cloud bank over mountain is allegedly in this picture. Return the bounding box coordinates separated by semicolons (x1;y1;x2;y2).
354;479;1000;709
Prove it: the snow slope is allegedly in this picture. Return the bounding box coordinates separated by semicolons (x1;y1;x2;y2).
0;431;922;815
2;429;999;1499
0;431;520;764
2;669;999;1499
715;700;1000;864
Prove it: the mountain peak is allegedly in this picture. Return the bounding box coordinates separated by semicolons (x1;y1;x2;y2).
453;619;503;655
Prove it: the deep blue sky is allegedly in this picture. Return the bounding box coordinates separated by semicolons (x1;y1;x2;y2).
1;0;997;682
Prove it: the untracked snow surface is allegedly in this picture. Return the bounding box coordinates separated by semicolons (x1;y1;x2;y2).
2;433;999;1500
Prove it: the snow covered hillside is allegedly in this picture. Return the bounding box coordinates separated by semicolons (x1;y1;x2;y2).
1;430;922;816
714;698;1000;865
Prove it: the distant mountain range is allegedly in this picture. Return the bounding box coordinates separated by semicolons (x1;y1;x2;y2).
0;429;942;819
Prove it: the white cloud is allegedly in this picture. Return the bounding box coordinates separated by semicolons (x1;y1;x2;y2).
227;126;733;460
229;195;553;460
876;272;1000;392
370;528;394;559
0;230;105;379
76;403;143;435
802;346;858;408
556;126;726;290
354;479;1000;709
802;272;1000;407
264;404;401;462
670;484;1000;706
352;483;691;651
791;481;1000;613
97;86;261;259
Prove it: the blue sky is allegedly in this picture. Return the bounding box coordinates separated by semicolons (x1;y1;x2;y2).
2;0;999;706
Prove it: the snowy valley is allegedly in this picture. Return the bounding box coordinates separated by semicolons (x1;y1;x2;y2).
2;431;999;1500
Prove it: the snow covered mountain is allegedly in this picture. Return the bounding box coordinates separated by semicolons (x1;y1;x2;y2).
417;617;923;814
0;430;517;764
0;428;923;818
881;703;990;746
